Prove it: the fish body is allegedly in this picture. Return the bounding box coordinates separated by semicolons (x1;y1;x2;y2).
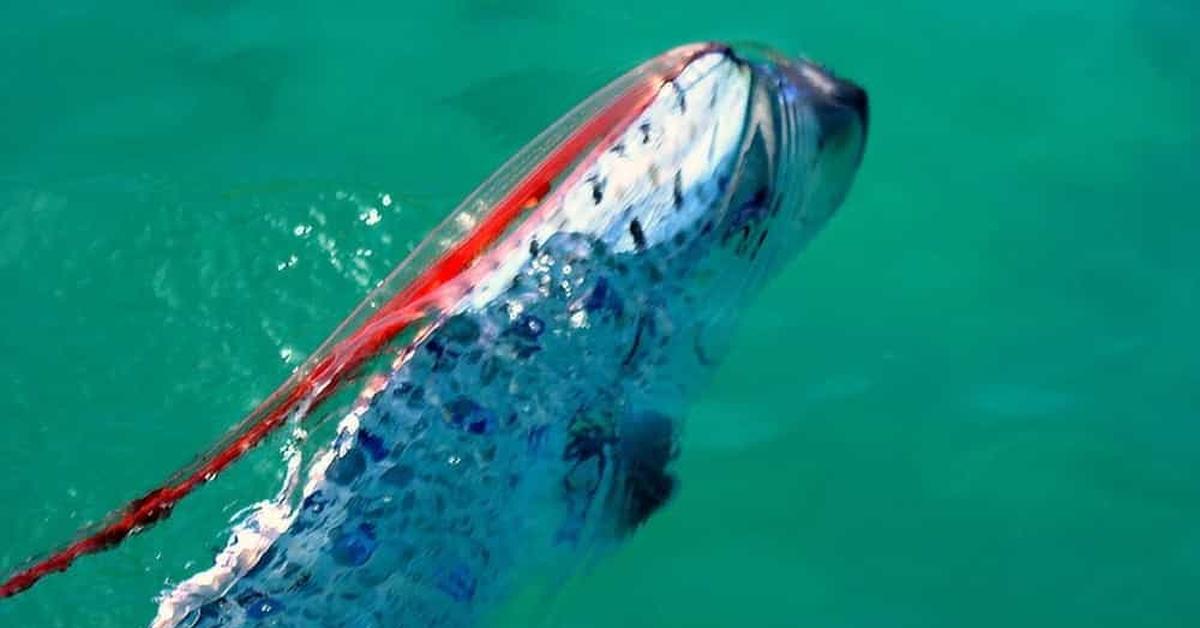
2;43;868;626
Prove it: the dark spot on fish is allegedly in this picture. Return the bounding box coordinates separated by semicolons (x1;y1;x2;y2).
529;238;539;257
610;141;626;157
671;80;687;113
647;261;664;284
479;442;498;463
441;314;481;345
286;570;313;595
357;429;387;462
424;338;451;361
302;490;329;515
473;411;502;435
510;313;544;339
238;591;284;620
584;276;623;316
426;340;460;372
392;382;425;409
479;356;502;386
623;313;650;368
444;397;497;435
590;176;605;205
246;598;282;620
382;464;415;487
638;121;651;144
192;601;228;623
503;313;543;358
527;424;549;455
327;447;365;485
331;523;377;567
629;218;646;250
436;562;477;602
672;171;683;210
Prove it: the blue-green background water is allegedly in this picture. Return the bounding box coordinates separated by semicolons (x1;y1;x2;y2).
1;1;1197;626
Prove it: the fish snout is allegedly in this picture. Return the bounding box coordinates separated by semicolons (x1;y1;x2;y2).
788;58;868;153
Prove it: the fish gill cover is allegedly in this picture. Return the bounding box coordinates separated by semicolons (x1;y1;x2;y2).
1;42;868;626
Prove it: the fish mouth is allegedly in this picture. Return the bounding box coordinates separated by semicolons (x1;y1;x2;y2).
786;57;869;138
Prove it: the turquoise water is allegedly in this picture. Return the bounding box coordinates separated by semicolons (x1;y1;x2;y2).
1;1;1197;626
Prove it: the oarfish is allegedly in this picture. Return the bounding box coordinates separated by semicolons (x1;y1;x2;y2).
1;42;868;626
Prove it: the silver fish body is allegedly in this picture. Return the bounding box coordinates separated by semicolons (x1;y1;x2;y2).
155;43;867;627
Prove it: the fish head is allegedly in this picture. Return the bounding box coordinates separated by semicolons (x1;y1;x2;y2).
586;45;869;371
530;44;869;324
548;43;868;288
